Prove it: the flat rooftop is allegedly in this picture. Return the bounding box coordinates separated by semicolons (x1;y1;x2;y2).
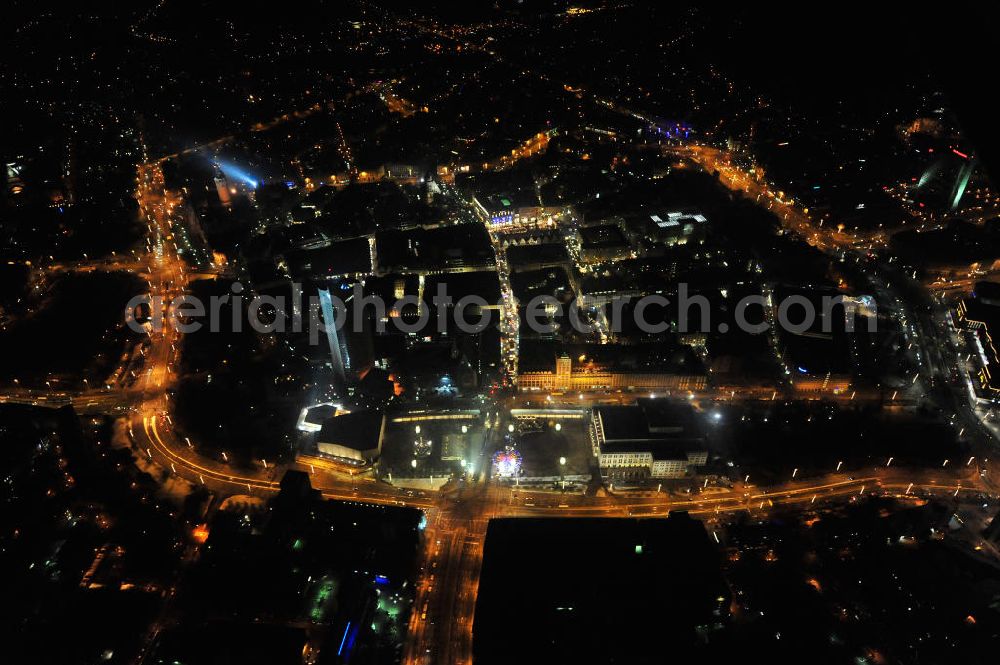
316;410;384;452
473;515;729;664
579;223;627;248
595;398;705;457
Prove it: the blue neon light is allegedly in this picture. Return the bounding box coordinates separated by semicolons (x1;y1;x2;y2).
345;624;358;654
338;621;351;656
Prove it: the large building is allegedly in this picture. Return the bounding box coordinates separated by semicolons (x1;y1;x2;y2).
956;281;1000;400
589;398;708;480
472;190;562;230
625;210;709;247
577;222;632;263
315;410;387;466
518;351;707;392
474;515;730;665
770;286;857;394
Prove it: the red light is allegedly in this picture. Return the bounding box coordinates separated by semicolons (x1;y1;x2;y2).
952;148;969;159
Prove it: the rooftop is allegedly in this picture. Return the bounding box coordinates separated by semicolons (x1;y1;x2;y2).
595;398;706;458
579;223;627;248
474;515;729;664
316;410;385;452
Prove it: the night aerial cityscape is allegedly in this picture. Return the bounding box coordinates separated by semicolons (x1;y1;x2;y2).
4;2;1000;663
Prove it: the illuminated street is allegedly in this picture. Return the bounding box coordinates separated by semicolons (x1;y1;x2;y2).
3;4;1000;665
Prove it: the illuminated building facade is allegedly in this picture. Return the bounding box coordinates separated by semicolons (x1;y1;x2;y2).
472;191;561;230
589;399;708;480
214;176;233;207
518;352;707;392
315;410;386;465
956;285;1000;400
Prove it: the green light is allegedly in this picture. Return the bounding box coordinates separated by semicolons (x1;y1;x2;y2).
916;161;939;189
951;161;974;210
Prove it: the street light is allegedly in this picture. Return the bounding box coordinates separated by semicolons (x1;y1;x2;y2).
411;459;417;469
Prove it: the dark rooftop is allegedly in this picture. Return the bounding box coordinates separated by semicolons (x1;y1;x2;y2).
579;222;628;248
285;237;372;277
317;410;385;452
519;340;705;376
506;242;570;268
595;398;705;457
474;515;729;665
972;280;1000;308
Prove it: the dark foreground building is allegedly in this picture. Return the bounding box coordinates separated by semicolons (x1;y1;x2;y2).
473;514;730;664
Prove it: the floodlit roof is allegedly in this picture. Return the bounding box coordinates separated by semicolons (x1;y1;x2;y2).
650;211;707;229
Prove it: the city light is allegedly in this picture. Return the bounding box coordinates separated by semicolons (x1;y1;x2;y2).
4;8;997;665
492;447;522;478
214;159;259;189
